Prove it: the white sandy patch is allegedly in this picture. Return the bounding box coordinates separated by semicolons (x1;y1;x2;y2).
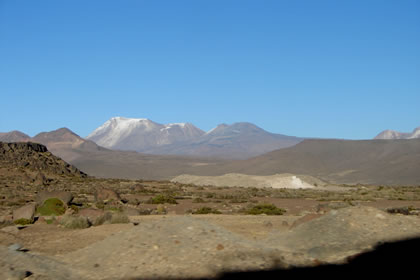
171;173;316;189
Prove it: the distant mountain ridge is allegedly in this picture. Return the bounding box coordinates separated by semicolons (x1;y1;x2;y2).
0;130;31;142
86;117;303;159
374;126;420;140
0;128;106;162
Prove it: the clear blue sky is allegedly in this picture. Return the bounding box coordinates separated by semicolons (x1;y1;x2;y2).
1;0;419;139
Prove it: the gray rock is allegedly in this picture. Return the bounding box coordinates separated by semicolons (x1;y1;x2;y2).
78;208;104;223
36;191;74;206
12;203;35;222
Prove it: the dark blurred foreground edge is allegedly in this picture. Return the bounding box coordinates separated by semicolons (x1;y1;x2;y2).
217;237;420;279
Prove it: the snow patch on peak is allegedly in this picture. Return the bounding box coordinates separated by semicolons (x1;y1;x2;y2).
166;123;187;128
205;124;228;135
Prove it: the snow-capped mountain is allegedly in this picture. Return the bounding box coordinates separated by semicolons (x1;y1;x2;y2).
374;127;420;140
86;117;303;159
86;117;205;152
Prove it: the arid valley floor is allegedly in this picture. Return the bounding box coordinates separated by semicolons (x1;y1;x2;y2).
1;142;420;279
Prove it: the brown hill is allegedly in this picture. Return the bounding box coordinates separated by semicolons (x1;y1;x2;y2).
32;128;107;162
222;139;420;186
0;131;31;142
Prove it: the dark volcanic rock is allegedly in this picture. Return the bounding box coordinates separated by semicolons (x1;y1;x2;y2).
0;142;87;178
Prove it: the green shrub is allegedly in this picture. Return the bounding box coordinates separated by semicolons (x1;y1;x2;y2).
245;204;286;215
192;207;222;214
95;201;105;210
59;215;90;229
149;194;178;204
36;198;66;216
14;218;32;225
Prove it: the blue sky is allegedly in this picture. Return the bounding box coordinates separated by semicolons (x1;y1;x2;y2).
0;0;419;139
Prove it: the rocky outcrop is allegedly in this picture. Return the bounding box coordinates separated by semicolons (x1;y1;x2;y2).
0;142;87;178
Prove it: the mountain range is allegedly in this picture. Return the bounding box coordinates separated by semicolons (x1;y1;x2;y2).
374;127;420;140
86;117;303;159
1;121;420;185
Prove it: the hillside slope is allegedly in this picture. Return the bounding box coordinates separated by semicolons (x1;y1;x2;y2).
223;139;420;185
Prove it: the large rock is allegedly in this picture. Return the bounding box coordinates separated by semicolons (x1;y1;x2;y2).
78;208;104;223
95;188;121;204
36;191;73;206
266;206;420;263
12;203;36;222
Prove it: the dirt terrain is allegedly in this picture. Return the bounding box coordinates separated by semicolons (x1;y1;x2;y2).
1;142;420;278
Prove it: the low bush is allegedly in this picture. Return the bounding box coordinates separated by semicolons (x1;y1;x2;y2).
93;212;130;226
245;204;286;215
192;207;221;214
36;198;66;216
192;197;205;203
110;213;130;224
14;218;32;225
59;215;90;229
148;194;178;204
386;206;418;215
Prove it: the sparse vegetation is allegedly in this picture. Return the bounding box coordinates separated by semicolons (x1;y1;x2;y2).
110;213;130;224
59;215;90;229
386;206;419;215
148;194;178;204
36;198;66;216
192;197;205;203
245;204;286;215
93;212;130;226
192;207;221;214
14;218;32;225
